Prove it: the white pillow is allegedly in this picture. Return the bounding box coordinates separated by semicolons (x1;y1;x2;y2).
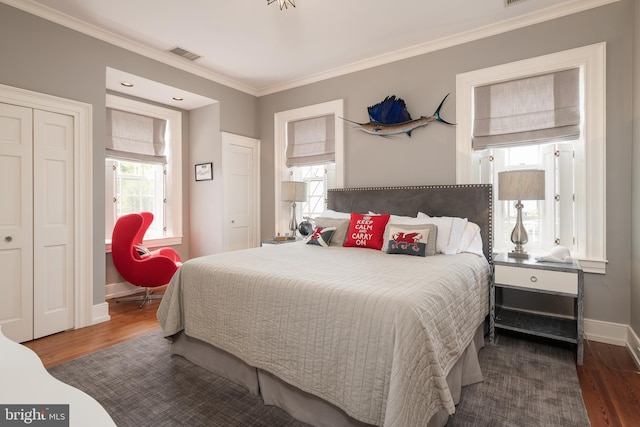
457;221;484;256
319;209;351;219
417;212;468;254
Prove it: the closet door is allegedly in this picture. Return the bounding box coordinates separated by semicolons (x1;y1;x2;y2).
222;133;260;251
0;105;74;343
32;110;74;339
0;103;34;343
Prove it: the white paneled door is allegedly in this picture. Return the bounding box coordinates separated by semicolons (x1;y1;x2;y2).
0;103;34;343
222;132;260;251
0;103;74;343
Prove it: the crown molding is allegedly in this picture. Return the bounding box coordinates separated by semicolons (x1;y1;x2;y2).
2;0;618;97
257;0;618;95
1;0;258;96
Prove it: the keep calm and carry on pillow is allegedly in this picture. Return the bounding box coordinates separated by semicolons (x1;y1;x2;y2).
343;212;390;250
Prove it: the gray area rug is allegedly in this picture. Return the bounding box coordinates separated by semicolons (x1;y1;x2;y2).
447;333;590;427
48;331;589;427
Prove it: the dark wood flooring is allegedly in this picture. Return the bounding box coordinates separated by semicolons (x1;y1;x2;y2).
22;295;640;427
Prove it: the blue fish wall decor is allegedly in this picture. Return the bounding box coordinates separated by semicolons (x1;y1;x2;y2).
342;94;455;137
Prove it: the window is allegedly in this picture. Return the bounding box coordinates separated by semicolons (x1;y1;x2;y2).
288;164;336;220
476;142;575;254
107;160;165;238
105;94;182;248
274;100;344;234
456;43;606;273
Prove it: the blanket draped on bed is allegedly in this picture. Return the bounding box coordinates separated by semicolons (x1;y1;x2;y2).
158;243;489;426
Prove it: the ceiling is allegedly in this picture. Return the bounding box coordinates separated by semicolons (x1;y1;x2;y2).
6;0;612;97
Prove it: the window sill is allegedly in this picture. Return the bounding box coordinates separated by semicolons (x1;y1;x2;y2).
105;236;183;253
493;248;607;275
576;258;607;275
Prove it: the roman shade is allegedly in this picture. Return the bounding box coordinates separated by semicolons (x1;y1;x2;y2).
106;108;168;164
472;68;580;150
286;115;335;167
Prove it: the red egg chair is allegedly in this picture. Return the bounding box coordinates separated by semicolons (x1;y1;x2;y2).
111;212;182;307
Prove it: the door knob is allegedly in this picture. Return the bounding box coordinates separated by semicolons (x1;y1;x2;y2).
4;236;12;243
231;220;235;224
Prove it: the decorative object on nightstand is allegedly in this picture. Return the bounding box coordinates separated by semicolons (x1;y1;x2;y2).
261;235;302;245
535;245;573;263
498;169;545;258
298;217;314;237
281;180;308;238
490;253;584;365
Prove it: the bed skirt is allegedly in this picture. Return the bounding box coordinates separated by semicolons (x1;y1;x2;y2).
169;324;485;427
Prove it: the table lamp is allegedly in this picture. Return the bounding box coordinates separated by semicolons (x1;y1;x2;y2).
281;180;308;238
498;169;545;258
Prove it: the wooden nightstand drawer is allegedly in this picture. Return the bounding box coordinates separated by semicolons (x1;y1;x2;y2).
494;265;578;296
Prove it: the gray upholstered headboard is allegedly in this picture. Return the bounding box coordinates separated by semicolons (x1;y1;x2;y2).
327;184;493;262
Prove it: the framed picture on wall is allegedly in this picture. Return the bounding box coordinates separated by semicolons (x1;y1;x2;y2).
195;162;213;181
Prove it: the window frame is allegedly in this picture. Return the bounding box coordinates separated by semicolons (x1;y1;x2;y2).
478;142;575;254
455;43;606;274
105;94;182;251
274;100;344;234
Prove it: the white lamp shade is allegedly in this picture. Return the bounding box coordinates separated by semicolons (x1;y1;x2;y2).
281;181;308;202
498;170;545;201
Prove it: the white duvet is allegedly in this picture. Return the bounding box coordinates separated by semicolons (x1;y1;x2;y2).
158;242;489;426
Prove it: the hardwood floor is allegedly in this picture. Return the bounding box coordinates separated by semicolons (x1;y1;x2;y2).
23;294;162;368
577;340;640;427
22;297;640;427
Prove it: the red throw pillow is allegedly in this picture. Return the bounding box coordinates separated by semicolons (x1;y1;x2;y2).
343;212;391;250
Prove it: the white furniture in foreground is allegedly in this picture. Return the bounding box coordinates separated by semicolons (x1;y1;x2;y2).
0;326;116;427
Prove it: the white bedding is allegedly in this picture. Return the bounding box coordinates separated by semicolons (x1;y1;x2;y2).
157;242;490;426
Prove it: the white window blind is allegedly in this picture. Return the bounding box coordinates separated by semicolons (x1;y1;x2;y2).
106;108;168;164
472;68;580;150
286;115;335;167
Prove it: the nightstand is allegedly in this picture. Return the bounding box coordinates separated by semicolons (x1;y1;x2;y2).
491;253;584;365
260;237;302;246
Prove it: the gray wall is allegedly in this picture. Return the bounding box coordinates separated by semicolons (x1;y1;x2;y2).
189;103;224;258
0;3;259;304
631;1;640;337
1;1;637;334
259;0;635;327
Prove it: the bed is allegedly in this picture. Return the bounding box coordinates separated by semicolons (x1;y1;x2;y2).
158;184;493;427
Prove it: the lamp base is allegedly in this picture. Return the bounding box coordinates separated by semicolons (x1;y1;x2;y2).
508;200;530;259
507;250;530;259
288;201;298;238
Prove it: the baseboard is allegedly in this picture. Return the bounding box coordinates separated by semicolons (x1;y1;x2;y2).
627;326;640;369
584;318;628;346
105;281;142;299
92;302;110;325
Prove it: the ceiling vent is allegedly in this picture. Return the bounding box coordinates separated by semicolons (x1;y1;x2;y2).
168;46;201;61
504;0;526;5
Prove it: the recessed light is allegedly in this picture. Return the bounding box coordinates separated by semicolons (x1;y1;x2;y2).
172;96;184;101
120;82;134;87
